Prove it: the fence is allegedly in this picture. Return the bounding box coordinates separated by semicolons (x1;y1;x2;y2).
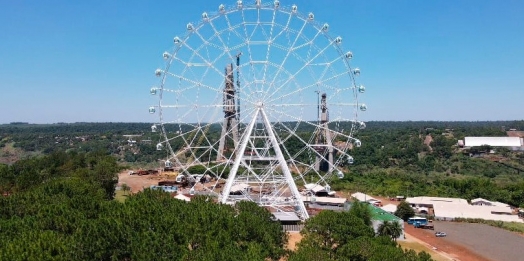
282;224;304;232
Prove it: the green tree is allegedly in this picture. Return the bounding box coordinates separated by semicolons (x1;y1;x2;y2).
121;183;131;196
395;201;415;221
348;200;372;226
377;220;403;241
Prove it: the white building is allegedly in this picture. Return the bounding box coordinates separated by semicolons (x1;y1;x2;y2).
406;196;522;223
351;192;377;202
380;204;397;214
464;137;523;150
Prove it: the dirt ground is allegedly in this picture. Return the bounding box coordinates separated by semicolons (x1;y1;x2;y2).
117;170;165;193
285;232;301;251
405;223;493;261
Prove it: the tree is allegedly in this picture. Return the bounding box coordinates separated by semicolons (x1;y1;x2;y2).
395;201;415;221
348;200;372;226
121;183;131;196
377;220;403;241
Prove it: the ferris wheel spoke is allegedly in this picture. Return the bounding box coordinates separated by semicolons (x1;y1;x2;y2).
268;40;335;100
267;69;351;104
164;71;221;94
266;105;356;141
268;17;308;91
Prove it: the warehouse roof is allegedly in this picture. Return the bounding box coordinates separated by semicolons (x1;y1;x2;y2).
351;192;377;202
304;183;327;193
464;137;522;147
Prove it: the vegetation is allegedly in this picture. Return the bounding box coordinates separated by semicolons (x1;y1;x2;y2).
2;121;524;208
377;220;403;241
0;150;438;260
395;201;416;221
289;210;433;261
453;218;524;234
0;151;288;260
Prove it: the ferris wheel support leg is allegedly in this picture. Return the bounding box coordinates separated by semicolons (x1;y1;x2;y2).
221;108;260;204
259;108;309;220
325;125;334;170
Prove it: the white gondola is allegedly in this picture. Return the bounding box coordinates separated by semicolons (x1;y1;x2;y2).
345;51;353;59
219;4;225;13
359;121;366;129
337;171;344;179
334;36;342;44
359;104;367;112
308;13;314;20
274;0;280;8
162;52;171;60
186;23;194;31
358;85;365;93
150;87;157;95
155;69;162;77
149;107;156;114
156;143;163;151
173;36;181;45
322;23;329;32
237;0;243;9
189;187;195;195
164;160;173;168
354;139;362;147
151;125;157;132
353;68;361;76
347;155;354;164
325;185;331;192
202;12;208;20
291;4;297;13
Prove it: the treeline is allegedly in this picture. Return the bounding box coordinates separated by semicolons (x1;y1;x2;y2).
332;167;524;207
2;121;524;207
0;151;433;260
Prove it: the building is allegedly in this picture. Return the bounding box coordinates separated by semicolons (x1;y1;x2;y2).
304;183;336;197
463;137;523;150
368;204;405;240
380;204;397;214
302;195;348;211
406;196;522;223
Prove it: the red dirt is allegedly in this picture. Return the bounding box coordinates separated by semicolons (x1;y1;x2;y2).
117;170;163;193
405;224;492;261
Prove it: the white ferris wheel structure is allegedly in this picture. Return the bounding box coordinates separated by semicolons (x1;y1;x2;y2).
149;0;367;220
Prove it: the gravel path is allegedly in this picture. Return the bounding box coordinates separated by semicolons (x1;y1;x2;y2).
431;221;524;261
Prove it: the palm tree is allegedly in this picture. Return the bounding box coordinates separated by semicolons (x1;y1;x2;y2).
377;220;403;241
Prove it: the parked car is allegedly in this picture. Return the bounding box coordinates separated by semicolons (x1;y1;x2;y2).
435;231;447;237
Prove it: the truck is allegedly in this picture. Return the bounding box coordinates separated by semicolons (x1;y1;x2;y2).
414;222;434;230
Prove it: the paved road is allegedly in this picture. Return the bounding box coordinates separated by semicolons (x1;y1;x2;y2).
433;221;524;261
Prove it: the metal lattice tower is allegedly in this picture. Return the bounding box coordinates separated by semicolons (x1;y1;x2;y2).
217;63;240;161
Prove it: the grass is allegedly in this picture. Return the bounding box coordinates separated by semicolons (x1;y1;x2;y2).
114;189;129;203
398;241;450;261
454;218;524;234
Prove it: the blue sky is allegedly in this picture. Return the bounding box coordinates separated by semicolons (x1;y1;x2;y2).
1;0;523;123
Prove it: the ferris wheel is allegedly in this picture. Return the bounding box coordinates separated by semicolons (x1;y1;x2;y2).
149;0;367;220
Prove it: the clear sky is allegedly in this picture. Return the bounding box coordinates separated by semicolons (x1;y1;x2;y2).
1;0;523;123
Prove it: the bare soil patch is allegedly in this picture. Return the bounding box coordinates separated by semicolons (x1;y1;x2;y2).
285;232;302;251
117;170;162;193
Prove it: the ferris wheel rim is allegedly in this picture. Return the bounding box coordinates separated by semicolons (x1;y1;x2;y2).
150;1;366;219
